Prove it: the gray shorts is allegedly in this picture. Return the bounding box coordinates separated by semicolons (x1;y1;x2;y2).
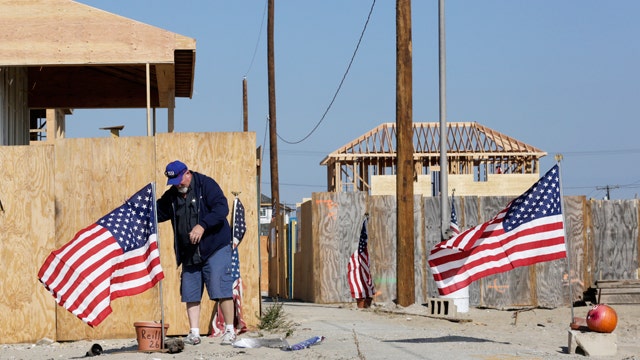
180;244;233;302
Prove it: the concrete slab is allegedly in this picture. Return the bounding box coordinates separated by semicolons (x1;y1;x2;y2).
568;330;617;357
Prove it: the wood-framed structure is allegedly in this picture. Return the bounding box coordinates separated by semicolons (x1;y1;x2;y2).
320;122;547;195
0;0;261;343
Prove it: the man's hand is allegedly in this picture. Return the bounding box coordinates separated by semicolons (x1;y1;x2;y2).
189;224;205;244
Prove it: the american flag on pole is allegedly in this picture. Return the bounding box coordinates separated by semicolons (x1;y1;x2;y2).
429;165;566;296
210;196;248;337
38;183;164;327
450;196;460;236
348;218;375;299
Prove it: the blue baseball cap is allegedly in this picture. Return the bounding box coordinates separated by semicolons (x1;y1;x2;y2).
165;160;188;185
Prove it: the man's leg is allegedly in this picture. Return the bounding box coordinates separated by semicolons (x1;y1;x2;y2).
186;301;201;328
219;297;236;344
204;245;236;344
219;298;234;327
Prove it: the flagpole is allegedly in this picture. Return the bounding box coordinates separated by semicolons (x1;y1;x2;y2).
151;181;166;349
555;154;573;323
151;131;166;349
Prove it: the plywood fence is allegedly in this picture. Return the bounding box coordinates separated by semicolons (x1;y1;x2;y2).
0;131;259;344
290;192;639;309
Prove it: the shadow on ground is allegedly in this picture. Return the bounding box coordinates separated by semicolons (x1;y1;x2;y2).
385;335;510;344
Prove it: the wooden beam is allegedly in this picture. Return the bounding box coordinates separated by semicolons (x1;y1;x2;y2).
155;64;175;109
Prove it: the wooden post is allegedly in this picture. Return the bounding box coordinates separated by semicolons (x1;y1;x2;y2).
267;0;282;296
243;77;249;132
396;0;414;306
146;63;151;136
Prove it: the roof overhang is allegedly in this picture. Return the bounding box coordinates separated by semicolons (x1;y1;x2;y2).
0;0;196;108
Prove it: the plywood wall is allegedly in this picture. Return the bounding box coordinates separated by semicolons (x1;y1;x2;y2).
0;131;258;343
293;192;638;309
0;145;55;344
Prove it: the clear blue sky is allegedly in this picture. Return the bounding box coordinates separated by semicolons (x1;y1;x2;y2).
73;1;640;205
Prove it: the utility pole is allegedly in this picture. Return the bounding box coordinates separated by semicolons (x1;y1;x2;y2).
267;0;281;295
596;185;619;200
242;77;248;132
396;0;414;307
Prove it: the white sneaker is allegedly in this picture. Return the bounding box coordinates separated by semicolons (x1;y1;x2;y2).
184;332;201;345
220;331;236;345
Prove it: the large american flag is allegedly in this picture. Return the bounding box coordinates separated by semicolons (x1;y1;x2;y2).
211;196;247;336
348;218;375;299
38;183;164;327
429;165;566;296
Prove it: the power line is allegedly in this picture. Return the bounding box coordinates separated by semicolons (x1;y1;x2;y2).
596;185;620;200
277;0;376;145
551;148;640;157
244;0;268;77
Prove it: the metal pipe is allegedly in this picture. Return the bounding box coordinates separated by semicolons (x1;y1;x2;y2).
438;0;449;239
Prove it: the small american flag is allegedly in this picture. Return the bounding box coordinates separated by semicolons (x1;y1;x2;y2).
348;218;375;299
450;197;460;236
38;183;164;327
232;196;246;249
429;165;567;295
211;197;247;336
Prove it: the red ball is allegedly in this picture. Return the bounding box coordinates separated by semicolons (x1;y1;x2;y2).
586;304;618;333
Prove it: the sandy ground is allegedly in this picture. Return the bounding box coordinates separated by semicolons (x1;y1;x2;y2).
1;300;639;360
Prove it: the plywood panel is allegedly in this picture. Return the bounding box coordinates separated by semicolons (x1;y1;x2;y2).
424;196;441;300
0;145;55;343
310;192;367;303
448;174;539;197
591;200;639;282
368;196;396;303
259;235;269;296
155;132;258;336
413;195;427;305
278;214;288;299
54;136;158;341
267;218;278;297
293;200;314;301
559;196;588;304
310;192;338;303
336;192;367;303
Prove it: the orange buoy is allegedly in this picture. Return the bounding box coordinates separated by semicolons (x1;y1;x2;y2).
586;304;618;333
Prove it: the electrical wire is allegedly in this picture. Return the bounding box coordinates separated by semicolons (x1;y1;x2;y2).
277;0;376;145
244;0;268;78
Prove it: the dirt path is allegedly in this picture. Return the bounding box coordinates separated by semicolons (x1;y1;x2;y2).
1;301;639;359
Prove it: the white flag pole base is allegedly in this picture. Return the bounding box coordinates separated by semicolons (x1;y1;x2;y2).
442;286;469;313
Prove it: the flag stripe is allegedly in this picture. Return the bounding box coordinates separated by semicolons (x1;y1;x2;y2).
428;165;566;296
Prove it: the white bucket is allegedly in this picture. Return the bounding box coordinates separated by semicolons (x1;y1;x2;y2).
442;286;469;313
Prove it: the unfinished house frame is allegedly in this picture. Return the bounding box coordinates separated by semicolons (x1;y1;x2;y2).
320;122;547;195
0;0;196;145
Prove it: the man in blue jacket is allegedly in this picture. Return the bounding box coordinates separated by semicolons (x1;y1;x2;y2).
157;160;237;346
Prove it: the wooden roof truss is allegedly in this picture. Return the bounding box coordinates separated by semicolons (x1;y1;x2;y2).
321;122;547;193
